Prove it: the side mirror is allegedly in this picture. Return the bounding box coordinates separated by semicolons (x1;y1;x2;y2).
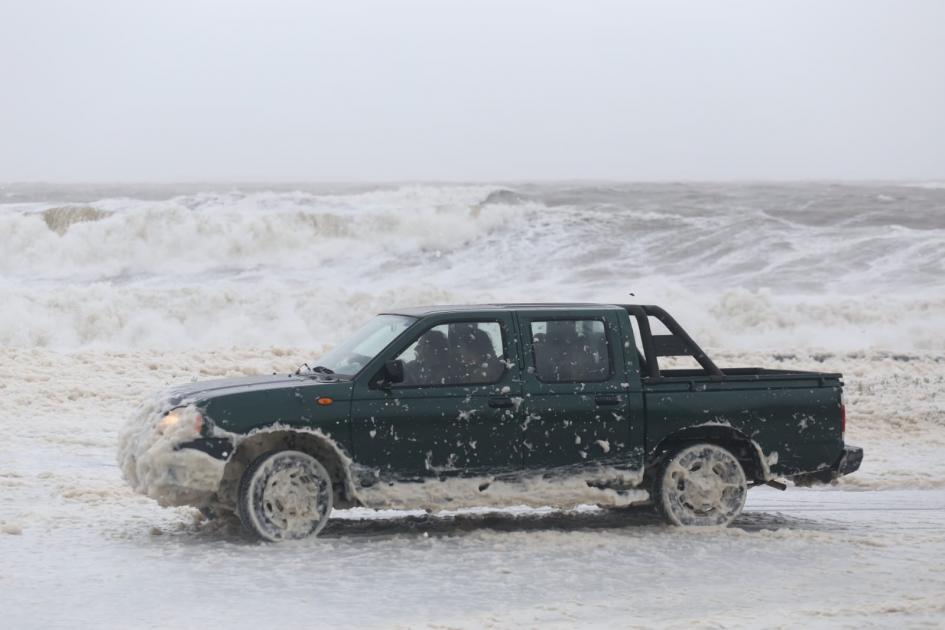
384;359;405;385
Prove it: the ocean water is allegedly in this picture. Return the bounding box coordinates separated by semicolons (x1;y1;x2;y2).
1;181;943;351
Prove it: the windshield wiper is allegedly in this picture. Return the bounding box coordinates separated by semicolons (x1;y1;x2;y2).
294;363;335;377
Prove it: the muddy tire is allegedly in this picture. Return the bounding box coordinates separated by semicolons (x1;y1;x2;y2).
656;443;747;527
237;450;333;542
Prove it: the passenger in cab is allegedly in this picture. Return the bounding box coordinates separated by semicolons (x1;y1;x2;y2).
449;324;505;384
404;329;449;385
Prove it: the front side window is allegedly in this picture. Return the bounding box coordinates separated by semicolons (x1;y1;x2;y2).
396;321;507;386
315;315;416;375
530;319;611;382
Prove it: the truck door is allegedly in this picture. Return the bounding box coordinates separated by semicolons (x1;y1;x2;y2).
517;309;635;469
350;314;525;479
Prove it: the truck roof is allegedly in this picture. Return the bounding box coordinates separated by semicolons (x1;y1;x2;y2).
385;303;628;317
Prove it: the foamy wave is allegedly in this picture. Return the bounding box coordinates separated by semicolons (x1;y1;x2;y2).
0;186;528;280
899;181;945;190
1;183;943;351
0;281;478;349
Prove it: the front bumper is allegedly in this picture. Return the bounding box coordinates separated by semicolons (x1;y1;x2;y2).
122;439;232;507
177;437;235;460
791;445;864;486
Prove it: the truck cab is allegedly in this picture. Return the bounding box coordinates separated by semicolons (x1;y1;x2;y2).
348;304;642;480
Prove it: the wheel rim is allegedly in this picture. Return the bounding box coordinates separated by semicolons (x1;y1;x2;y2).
248;452;332;541
662;444;746;526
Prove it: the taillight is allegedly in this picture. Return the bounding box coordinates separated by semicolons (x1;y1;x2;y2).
840;403;846;437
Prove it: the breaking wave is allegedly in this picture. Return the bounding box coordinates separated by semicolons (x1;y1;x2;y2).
1;182;943;351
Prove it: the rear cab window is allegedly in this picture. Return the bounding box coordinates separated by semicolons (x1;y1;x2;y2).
529;319;612;382
517;308;627;392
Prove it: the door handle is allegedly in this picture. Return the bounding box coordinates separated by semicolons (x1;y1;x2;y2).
595;394;622;406
488;396;515;408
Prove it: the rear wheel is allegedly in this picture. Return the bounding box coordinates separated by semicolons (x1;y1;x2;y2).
237;450;333;542
656;443;747;527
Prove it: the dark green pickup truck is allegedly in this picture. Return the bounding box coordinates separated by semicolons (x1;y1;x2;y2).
119;303;862;541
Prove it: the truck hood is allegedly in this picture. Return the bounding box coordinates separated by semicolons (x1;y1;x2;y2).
163;374;346;407
164;375;354;436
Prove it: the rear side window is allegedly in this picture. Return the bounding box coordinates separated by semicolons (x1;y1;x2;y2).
530;319;611;383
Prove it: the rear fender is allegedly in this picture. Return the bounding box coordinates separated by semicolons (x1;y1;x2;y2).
647;423;777;483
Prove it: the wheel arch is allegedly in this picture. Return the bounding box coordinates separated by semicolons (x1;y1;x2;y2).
646;424;770;484
218;428;358;509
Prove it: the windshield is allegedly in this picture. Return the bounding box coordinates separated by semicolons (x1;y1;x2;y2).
314;315;416;376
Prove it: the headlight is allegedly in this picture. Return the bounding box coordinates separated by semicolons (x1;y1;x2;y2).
157;411;181;432
157;409;204;435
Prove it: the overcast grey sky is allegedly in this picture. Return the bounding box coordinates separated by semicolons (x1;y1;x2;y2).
1;0;943;182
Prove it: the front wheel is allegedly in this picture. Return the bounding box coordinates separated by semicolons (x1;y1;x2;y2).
238;450;334;542
656;443;747;527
